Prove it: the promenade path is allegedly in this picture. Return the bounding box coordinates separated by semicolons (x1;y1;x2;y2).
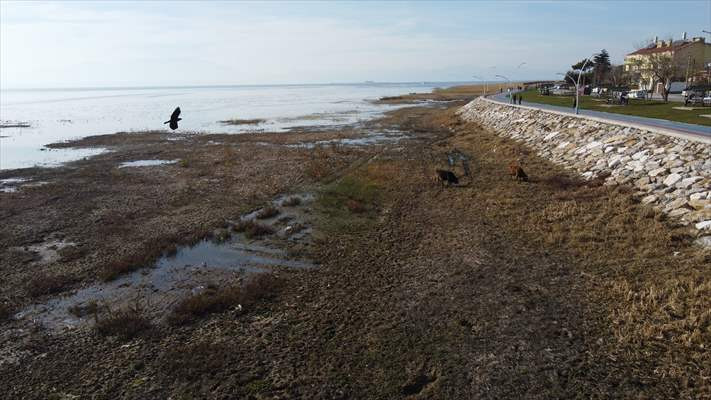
490;91;711;143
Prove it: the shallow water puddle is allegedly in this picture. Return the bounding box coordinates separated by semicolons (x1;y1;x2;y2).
118;159;179;168
0;178;27;192
16;193;315;331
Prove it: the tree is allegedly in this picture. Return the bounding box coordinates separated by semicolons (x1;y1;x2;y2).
592;50;612;85
630;53;678;102
566;58;594;87
609;64;625;86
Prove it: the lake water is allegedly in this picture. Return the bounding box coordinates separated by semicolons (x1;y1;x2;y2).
0;82;461;170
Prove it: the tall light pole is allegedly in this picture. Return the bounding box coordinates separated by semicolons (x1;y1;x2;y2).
472;75;487;96
495;74;511;96
556;55;593;115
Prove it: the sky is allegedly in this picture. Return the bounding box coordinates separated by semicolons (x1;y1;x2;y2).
1;0;710;88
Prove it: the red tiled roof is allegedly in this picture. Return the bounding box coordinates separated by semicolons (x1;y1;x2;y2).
627;41;691;56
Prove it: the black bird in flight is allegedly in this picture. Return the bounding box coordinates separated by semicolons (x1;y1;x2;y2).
164;107;181;130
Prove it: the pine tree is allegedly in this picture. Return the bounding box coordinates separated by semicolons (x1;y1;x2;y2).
593;50;612;85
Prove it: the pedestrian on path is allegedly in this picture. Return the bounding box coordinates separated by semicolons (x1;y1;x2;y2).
518;95;522;105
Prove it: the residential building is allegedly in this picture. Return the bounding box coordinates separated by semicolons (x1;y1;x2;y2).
624;33;711;92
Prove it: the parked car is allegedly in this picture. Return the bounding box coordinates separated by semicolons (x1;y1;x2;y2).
538;85;553;95
551;85;575;96
608;90;630;105
591;87;608;97
627;89;647;100
682;85;711;99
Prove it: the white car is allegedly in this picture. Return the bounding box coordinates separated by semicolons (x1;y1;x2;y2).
627;90;647;100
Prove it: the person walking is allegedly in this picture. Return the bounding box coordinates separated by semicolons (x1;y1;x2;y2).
518;95;522;105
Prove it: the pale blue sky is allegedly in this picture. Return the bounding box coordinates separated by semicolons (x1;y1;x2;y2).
1;1;709;88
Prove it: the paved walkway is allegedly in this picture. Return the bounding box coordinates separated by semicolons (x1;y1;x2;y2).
489;92;710;141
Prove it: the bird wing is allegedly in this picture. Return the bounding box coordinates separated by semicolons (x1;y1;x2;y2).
171;107;181;120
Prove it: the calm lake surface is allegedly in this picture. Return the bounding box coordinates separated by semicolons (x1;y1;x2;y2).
0;82;462;170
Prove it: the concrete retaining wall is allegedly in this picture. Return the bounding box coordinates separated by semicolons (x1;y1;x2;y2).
457;97;711;236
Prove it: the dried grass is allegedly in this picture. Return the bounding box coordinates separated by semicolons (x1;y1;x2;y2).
26;273;73;297
232;220;275;239
305;146;333;180
168;274;282;325
282;196;302;207
256;206;280;219
94;302;152;339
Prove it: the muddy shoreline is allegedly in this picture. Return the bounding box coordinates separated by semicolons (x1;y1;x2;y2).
1;88;708;398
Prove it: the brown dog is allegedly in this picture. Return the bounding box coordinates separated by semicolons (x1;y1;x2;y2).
508;162;528;182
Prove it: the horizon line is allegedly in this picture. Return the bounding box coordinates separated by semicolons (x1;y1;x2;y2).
0;78;547;92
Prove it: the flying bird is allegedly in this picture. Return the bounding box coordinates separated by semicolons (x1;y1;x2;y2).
164;107;181;130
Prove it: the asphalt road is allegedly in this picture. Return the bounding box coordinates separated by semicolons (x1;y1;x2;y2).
490;92;711;140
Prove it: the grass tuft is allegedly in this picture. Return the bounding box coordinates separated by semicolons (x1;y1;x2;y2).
26;273;73;297
316;174;381;234
219;118;266;125
256;206;280;219
233;220;275;238
94;302;152;339
68;300;100;318
282;196;302;207
168;274;282;325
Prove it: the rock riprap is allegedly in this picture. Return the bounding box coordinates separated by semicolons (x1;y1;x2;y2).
457;97;711;241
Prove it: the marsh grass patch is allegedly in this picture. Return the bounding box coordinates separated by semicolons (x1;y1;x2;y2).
26;273;73;297
219;118;266;125
282;196;302;207
68;300;101;318
256;206;280;219
168;274;283;325
316;174;382;234
94;302;152;339
232;220;275;239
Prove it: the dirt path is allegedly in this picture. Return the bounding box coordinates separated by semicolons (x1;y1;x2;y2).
1;105;708;399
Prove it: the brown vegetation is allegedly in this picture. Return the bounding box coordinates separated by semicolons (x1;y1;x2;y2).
232;220;275;239
168;274;282;325
219;118;266;125
94;302;152;339
256;206;280;219
282;196;302;206
67;300;100;318
26;273;73;297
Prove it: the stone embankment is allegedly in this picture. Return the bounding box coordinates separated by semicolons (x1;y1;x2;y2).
458;97;711;242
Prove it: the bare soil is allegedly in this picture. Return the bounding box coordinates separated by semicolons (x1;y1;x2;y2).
0;98;708;399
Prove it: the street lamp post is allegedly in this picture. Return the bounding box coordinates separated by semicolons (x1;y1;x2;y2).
495;74;511;97
472;75;487;96
557;56;593;115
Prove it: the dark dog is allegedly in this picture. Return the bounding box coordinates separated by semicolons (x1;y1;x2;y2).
436;169;459;186
508;162;528;182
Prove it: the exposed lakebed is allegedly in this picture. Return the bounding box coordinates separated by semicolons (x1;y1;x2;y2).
15;193;315;331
